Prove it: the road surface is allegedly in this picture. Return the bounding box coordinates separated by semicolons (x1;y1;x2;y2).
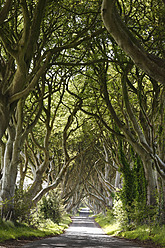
23;208;143;248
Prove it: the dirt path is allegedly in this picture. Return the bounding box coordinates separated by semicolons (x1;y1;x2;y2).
0;209;161;248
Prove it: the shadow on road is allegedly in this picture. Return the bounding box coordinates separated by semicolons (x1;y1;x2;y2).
23;208;143;248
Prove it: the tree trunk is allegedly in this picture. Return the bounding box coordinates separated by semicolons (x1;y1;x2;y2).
115;171;121;188
0;96;11;139
161;179;165;224
140;154;157;206
0;125;20;220
0;99;24;220
103;143;113;207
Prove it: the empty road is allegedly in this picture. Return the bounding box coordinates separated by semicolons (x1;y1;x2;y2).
23;208;143;248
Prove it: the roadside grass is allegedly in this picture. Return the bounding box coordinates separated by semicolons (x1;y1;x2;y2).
118;225;165;247
0;214;71;242
95;211;165;247
95;211;120;235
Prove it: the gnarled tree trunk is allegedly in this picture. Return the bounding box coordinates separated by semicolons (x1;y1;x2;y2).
0;124;21;220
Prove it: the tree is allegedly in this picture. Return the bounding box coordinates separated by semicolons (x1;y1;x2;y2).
101;0;165;85
101;0;165;220
0;0;103;139
1;0;165;224
0;0;104;219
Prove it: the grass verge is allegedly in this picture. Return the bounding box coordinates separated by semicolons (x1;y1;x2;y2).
95;211;165;248
0;214;71;242
118;225;165;247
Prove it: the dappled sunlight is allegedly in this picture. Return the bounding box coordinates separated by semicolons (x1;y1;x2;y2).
66;225;105;236
23;209;143;248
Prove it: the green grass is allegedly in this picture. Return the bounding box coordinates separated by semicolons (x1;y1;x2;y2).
0;214;72;242
95;211;121;235
95;211;165;248
118;225;165;247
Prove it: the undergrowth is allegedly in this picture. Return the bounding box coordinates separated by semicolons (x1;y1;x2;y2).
95;209;165;247
0;214;71;242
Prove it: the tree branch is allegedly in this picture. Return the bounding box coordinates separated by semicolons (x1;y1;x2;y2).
101;0;165;85
9;51;52;103
0;0;13;25
121;72;153;153
19;0;30;47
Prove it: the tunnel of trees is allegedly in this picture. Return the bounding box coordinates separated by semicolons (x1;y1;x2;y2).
0;0;165;226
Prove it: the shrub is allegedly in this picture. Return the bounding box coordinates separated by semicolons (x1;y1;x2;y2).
113;197;129;228
113;193;159;230
13;187;32;224
39;189;63;224
116;143;159;228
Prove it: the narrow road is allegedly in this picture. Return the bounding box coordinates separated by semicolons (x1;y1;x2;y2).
23;208;143;248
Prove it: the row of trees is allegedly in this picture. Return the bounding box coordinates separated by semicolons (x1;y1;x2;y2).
0;0;165;225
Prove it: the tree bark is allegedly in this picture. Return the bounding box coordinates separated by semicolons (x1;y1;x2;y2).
0;124;20;220
0;0;13;25
101;0;165;86
100;70;158;206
